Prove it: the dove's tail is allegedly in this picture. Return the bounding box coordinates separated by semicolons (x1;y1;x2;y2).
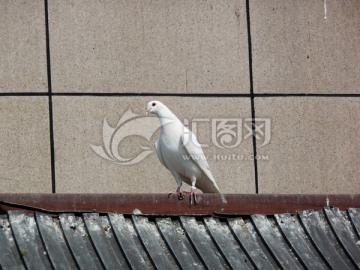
198;178;221;193
197;175;227;204
220;193;227;204
200;185;227;204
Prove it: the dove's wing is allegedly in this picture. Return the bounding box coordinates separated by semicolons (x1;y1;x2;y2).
155;139;168;169
181;127;221;193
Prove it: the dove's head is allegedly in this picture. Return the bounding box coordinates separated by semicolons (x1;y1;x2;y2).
146;101;178;122
146;100;166;116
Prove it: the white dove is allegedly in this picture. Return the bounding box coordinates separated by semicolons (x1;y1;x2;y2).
146;100;223;205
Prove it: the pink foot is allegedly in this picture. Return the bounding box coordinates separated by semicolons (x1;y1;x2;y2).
168;191;185;200
168;187;185;200
189;187;197;206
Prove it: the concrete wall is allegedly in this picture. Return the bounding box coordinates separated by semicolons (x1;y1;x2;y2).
0;0;359;194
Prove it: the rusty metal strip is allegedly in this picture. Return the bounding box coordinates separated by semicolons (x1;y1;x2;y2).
0;194;360;215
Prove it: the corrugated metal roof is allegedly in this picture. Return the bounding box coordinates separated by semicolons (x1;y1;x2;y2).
1;207;360;269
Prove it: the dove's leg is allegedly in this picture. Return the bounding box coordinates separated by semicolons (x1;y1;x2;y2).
168;172;184;200
189;177;198;205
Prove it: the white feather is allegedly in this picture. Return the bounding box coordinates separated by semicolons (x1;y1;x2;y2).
148;101;223;194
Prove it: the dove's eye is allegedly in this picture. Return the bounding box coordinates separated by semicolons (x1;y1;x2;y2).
152;102;156;107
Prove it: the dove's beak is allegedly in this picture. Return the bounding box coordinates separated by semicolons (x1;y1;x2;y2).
145;109;151;116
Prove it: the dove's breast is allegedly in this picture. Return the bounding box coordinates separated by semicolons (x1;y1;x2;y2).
159;127;202;180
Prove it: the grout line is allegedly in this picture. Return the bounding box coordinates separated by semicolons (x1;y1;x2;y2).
48;97;56;194
0;92;359;97
246;0;259;194
44;0;56;193
253;93;360;97
0;92;48;96
51;93;360;97
51;92;251;97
